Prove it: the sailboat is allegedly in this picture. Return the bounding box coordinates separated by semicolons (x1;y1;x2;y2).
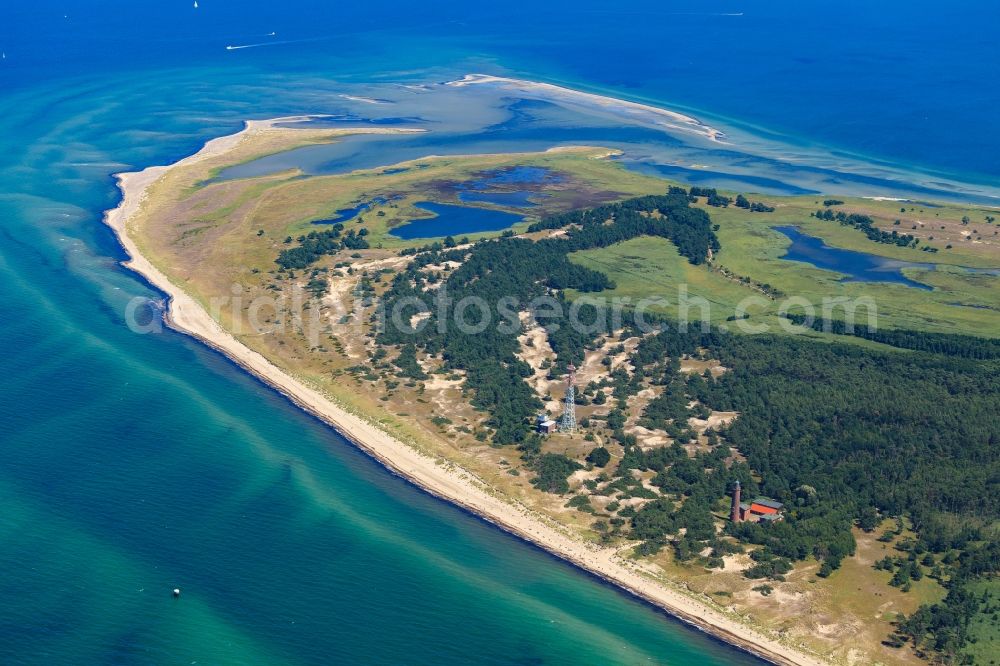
193;0;199;8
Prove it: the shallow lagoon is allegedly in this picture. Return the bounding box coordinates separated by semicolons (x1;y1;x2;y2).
312;196;388;224
392;201;524;239
475;165;553;185
210;81;1000;205
453;165;562;207
458;190;538;206
776;225;934;290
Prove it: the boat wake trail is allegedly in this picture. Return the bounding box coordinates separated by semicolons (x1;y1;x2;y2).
225;36;313;51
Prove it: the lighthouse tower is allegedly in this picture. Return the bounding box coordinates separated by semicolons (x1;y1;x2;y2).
730;480;742;523
558;364;577;433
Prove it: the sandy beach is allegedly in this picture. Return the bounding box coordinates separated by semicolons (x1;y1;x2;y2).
448;73;727;143
104;117;824;666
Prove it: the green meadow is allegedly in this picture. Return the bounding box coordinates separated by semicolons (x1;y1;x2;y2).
570;186;1000;339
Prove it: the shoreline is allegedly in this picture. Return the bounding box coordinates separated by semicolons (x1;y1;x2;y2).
448;73;728;143
103;118;825;666
445;73;1000;205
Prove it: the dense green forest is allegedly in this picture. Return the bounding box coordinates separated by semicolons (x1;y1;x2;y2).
697;334;999;524
377;187;719;443
368;187;998;662
598;324;998;663
784;313;1000;359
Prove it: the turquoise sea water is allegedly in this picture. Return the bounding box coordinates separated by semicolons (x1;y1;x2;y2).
0;74;763;665
1;1;998;664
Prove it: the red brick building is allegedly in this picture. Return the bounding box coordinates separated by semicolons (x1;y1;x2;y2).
738;497;785;523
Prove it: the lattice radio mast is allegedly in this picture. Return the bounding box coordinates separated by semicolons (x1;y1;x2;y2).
559;364;577;432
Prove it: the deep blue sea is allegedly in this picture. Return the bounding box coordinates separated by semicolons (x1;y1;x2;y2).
1;1;998;664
